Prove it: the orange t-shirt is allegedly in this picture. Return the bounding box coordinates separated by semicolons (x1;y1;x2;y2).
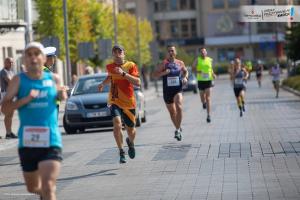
106;61;139;109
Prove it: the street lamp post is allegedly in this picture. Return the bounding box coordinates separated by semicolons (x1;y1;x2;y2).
135;0;141;68
25;0;33;44
63;0;71;85
274;0;280;63
113;0;118;45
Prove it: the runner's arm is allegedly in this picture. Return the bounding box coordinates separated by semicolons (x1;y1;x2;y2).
1;75;33;114
181;62;189;79
153;63;169;78
2;70;12;83
242;69;249;80
98;75;111;92
211;60;217;79
123;73;141;86
53;74;67;101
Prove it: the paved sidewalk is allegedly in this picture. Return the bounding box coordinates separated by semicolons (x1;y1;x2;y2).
0;74;300;200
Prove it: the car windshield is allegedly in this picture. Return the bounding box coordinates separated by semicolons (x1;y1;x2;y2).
73;76;109;95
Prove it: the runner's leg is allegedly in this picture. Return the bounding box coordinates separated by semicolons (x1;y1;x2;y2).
205;88;211;116
39;160;61;200
23;171;42;195
166;103;177;128
174;93;183;130
113;116;123;150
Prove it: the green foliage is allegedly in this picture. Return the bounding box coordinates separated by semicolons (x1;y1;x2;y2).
34;0;154;68
282;75;300;91
285;23;300;61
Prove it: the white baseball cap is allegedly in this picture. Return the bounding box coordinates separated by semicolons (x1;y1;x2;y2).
24;42;45;54
44;47;57;57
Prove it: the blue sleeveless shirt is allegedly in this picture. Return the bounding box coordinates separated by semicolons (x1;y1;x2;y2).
162;59;183;94
17;72;62;148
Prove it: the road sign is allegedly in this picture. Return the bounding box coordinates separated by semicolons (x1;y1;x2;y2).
78;42;95;59
98;39;112;60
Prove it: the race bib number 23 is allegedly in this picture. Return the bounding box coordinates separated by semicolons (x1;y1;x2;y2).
23;126;50;148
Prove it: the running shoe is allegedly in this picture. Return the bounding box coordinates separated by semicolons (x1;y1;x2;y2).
174;130;182;141
242;105;246;112
5;132;18;139
202;103;207;109
126;137;135;159
119;150;127;164
240;110;243;117
206;115;211;123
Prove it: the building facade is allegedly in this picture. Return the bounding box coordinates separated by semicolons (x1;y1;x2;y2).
119;0;292;63
0;0;27;67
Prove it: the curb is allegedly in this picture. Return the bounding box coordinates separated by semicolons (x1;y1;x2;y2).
281;85;300;97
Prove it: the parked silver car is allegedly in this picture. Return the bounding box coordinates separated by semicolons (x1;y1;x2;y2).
63;74;146;134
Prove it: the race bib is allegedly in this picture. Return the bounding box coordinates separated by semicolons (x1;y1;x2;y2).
202;73;210;79
234;78;244;85
167;77;180;87
23;126;50;148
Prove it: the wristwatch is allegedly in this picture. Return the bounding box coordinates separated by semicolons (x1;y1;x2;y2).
122;72;126;77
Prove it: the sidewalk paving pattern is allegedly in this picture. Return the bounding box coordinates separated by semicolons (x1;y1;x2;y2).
0;74;300;200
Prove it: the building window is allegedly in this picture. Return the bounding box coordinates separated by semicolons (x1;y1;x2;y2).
217;48;244;61
213;0;224;9
180;0;188;10
191;19;197;37
154;0;167;12
190;0;196;9
154;1;159;12
155;21;161;39
170;20;180;38
228;0;239;8
257;22;275;33
170;0;178;10
181;19;189;37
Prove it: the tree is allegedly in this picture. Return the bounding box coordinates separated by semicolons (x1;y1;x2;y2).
35;0;154;69
117;12;153;66
35;0;92;64
285;23;300;62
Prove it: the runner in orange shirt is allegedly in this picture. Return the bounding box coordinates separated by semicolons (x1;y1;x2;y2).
98;45;141;164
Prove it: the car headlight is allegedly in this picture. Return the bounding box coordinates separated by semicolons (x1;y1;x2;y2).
66;102;79;111
190;80;197;84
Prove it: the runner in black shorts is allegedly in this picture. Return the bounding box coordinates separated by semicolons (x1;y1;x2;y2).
98;45;141;164
230;58;248;117
154;45;188;141
1;42;67;200
255;62;264;88
192;47;217;123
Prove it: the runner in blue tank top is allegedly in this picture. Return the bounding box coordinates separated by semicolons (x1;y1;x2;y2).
1;42;67;200
153;45;188;141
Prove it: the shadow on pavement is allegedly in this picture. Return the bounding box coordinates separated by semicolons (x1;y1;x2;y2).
0;168;119;188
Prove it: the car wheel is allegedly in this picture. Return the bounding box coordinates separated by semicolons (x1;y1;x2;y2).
63;115;78;134
136;114;141;127
78;127;85;133
141;111;146;123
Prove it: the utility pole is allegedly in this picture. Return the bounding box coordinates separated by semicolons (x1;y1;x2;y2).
135;0;141;67
25;0;33;44
113;0;118;45
63;0;71;85
274;0;280;63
